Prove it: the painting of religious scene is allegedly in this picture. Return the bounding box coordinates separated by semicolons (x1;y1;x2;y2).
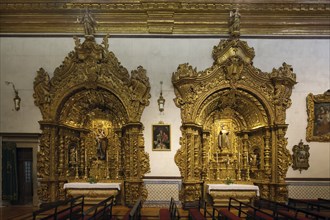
152;124;171;151
306;90;330;142
313;103;330;136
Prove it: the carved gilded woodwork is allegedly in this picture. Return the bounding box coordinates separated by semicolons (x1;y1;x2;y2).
172;12;296;206
292;140;310;173
208;190;257;207
33;30;151;205
0;1;329;36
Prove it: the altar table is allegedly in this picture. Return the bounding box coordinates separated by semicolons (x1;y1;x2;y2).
64;182;121;205
207;184;259;207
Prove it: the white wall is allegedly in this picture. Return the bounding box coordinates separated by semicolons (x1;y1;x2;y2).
1;37;329;178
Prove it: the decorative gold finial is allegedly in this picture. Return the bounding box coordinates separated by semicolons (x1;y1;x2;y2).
229;9;241;38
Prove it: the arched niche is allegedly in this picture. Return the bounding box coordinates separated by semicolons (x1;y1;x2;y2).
33;35;151;206
173;37;297;206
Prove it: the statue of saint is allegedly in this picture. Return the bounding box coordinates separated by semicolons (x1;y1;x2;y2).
229;9;241;37
77;9;97;36
218;126;230;151
95;127;108;160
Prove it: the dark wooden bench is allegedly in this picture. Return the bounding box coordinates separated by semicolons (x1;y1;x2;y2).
81;195;115;220
288;198;330;219
33;195;85;220
220;197;246;220
213;197;275;220
159;197;180;220
188;198;206;220
123;197;143;220
203;199;239;220
255;197;327;220
229;197;275;220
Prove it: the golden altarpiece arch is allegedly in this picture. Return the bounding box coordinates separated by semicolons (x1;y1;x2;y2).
33;33;151;206
172;15;297;206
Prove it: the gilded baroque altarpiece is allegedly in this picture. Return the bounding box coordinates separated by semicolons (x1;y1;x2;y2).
172;18;297;206
33;32;151;206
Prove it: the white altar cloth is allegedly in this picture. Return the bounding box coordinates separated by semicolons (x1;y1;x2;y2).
207;184;259;196
64;182;121;190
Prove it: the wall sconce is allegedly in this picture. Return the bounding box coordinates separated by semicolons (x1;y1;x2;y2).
5;81;21;111
157;81;165;112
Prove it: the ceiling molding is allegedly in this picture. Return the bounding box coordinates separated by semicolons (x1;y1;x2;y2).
1;1;329;36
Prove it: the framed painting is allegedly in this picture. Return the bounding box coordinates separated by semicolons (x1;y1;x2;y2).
306;90;330;142
152;124;171;151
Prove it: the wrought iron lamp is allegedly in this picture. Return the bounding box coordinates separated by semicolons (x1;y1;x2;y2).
157;81;165;112
5;81;21;111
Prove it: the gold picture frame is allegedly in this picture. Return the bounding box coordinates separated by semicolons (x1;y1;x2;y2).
306;90;330;142
152;124;171;151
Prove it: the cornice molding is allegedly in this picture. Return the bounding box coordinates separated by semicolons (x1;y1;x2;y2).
1;1;329;36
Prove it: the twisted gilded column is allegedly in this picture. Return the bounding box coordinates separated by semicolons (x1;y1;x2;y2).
122;122;150;207
175;123;203;208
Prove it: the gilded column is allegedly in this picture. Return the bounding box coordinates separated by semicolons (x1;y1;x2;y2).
58;134;65;177
202;130;210;181
176;123;203;208
122;122;149;207
264;128;271;179
114;129;122;180
242;133;249;169
37;124;51;203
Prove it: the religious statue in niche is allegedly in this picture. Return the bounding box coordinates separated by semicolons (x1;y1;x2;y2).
218;125;230;152
95;127;108;160
250;148;261;169
292;140;310;173
67;144;78;176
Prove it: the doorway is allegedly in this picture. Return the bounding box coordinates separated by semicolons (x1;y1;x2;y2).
14;148;33;205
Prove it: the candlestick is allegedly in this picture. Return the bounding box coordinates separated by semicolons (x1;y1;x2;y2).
75;149;78;162
85;149;87;164
84;148;88;179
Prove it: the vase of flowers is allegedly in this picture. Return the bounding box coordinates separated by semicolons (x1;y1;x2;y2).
88;176;98;184
224;177;234;185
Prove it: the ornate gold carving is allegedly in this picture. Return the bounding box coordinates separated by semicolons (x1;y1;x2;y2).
34;32;150;204
270;62;297;124
292;140;310;173
172;12;297;206
306;90;330;142
66;188;119;205
209;190;257;207
1;1;329;35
